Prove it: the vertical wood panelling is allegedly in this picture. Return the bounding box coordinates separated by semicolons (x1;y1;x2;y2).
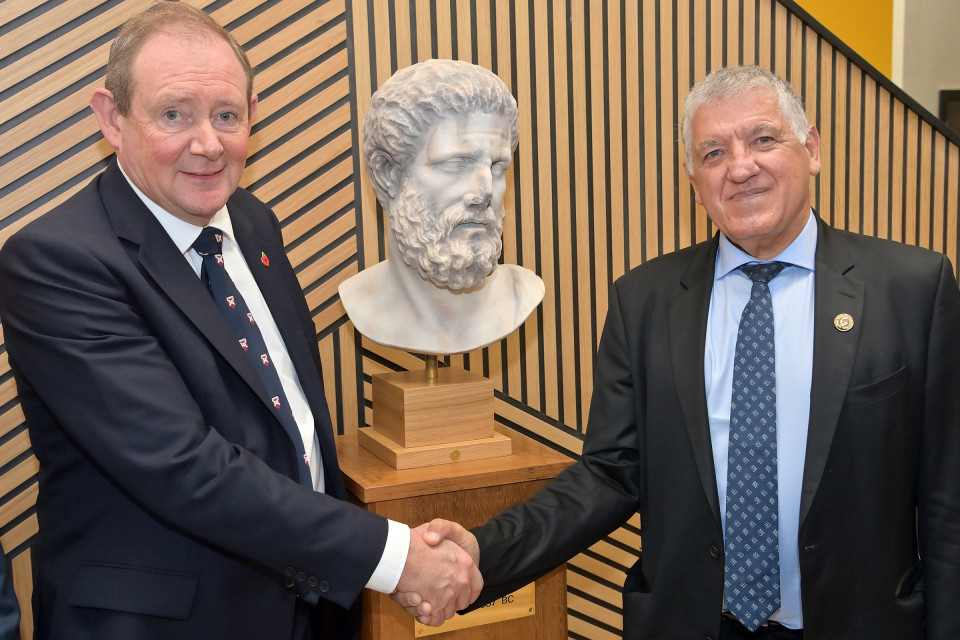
2;0;959;638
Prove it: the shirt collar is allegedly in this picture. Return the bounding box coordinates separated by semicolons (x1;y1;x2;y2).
117;160;235;255
716;209;818;280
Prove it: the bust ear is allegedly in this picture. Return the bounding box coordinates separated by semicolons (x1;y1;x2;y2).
367;151;402;201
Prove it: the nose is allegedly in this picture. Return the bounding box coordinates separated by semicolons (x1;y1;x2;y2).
463;165;493;209
726;147;759;182
189;120;224;159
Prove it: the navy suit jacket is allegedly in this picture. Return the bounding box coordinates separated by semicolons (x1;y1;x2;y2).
0;547;18;640
0;160;385;640
470;218;960;639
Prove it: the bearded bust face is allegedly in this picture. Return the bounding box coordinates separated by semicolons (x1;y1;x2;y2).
390;112;513;290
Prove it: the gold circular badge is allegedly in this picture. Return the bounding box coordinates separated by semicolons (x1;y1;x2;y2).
834;313;854;332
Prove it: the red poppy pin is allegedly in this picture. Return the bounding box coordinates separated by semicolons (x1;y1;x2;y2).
261;252;270;267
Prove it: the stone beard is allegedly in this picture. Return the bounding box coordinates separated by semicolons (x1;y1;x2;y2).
391;185;505;290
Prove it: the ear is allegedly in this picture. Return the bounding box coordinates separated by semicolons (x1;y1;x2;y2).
805;125;822;177
90;88;123;150
367;150;402;200
685;165;704;205
247;94;258;130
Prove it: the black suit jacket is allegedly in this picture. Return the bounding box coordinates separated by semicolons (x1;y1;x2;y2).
0;160;386;640
471;218;960;639
0;547;18;640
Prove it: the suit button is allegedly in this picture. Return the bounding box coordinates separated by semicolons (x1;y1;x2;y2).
709;544;721;559
283;566;296;577
318;580;330;592
295;571;307;583
307;576;319;587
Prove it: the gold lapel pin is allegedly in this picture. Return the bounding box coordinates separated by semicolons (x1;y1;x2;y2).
834;313;854;332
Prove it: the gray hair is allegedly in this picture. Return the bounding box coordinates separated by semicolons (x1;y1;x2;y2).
362;59;520;203
681;66;809;175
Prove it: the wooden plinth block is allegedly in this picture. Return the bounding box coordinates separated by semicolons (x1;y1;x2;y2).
358;427;511;470
371;367;493;447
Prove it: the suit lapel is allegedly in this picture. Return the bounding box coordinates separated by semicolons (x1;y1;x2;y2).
99;160;340;491
229;206;342;492
229;214;332;420
670;237;723;526
99;161;278;416
800;219;863;525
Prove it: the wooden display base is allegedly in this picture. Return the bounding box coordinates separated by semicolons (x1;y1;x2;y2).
336;426;572;640
360;366;512;469
358;427;512;470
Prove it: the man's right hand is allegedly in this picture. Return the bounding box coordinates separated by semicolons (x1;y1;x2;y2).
392;519;482;626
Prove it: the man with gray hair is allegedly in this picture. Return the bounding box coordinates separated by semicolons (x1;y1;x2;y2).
339;59;543;355
411;65;960;639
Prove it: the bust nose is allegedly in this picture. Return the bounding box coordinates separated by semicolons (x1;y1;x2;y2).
465;190;492;210
464;166;493;208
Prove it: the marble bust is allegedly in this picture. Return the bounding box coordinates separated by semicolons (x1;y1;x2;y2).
339;59;544;355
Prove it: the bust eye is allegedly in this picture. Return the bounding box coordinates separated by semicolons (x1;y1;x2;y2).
438;158;468;173
491;161;508;177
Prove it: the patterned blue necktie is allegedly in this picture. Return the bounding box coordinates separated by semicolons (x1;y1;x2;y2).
194;226;312;488
724;261;788;631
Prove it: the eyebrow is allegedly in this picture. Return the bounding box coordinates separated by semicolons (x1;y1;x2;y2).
745;122;782;136
429;145;512;164
695;138;722;154
431;145;482;161
155;92;246;109
694;121;784;153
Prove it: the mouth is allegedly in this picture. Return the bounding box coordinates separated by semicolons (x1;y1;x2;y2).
182;168;225;180
729;187;769;200
455;220;491;230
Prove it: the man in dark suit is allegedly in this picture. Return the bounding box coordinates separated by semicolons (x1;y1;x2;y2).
0;3;479;639
410;66;960;638
0;546;18;640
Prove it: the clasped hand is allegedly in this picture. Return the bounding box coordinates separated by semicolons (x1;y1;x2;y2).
391;519;480;627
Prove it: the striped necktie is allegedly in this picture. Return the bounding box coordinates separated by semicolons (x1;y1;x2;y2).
194;226;312;488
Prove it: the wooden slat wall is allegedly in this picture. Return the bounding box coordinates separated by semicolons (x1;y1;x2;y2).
1;0;957;638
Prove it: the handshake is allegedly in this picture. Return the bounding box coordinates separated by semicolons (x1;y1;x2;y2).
391;519;482;627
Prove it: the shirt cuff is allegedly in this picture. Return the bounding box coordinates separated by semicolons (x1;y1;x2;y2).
365;519;410;594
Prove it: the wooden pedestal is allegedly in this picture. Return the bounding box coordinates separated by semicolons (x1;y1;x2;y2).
336;427;573;640
359;367;513;470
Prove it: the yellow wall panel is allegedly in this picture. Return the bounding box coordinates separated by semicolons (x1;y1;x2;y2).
796;0;893;76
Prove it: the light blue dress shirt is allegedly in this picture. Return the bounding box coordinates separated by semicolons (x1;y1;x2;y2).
705;211;817;629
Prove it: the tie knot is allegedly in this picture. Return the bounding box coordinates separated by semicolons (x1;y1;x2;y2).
739;261;788;284
194;226;224;256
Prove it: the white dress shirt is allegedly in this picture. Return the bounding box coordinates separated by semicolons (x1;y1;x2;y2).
705;211;817;629
118;165;409;593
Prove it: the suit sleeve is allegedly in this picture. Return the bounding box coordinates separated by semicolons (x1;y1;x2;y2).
469;278;643;605
0;222;386;610
918;256;960;638
0;547;18;640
